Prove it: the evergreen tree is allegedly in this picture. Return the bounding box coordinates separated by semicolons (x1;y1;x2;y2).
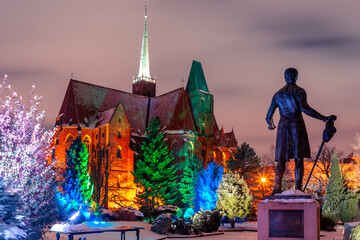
179;155;203;207
0;178;27;240
58;136;93;216
322;152;344;221
216;172;252;228
0;76;59;238
194;161;223;212
227;142;261;181
132;117;178;222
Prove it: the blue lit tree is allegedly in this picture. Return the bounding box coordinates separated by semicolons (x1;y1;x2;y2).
194;161;223;212
58;136;93;218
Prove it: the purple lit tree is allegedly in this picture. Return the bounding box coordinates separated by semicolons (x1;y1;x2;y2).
0;75;59;239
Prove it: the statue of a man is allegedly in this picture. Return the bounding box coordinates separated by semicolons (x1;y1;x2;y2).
266;68;335;195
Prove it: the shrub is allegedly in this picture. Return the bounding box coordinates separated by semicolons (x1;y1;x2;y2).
320;216;336;232
340;190;360;223
175;208;184;219
192;209;222;232
183;208;195;222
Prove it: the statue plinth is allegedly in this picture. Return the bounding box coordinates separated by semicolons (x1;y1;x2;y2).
258;190;320;240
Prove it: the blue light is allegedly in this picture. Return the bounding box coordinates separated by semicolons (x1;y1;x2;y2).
83;211;91;220
69;211;80;221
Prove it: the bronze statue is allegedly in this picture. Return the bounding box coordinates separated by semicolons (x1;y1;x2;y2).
266;68;336;195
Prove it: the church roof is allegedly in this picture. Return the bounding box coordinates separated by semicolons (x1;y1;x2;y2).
58;79;148;131
57;79;196;132
186;60;209;93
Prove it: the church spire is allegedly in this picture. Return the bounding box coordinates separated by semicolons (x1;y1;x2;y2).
133;5;156;97
134;5;154;84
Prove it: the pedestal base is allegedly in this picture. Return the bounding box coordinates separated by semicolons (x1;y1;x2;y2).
258;191;320;240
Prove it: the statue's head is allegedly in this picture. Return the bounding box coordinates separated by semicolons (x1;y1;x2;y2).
284;68;298;84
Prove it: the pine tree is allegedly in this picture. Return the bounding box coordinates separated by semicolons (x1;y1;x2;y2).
0;76;59;238
179;155;203;207
194;161;223;212
216;172;252;228
58;136;93;216
322;152;345;221
132;117;178;222
227;142;261;180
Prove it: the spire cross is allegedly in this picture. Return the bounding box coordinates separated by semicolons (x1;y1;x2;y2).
144;5;147;18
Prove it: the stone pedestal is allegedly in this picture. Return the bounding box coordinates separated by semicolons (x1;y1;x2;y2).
258;190;320;240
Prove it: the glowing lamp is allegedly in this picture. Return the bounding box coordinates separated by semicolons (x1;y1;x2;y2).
261;177;266;183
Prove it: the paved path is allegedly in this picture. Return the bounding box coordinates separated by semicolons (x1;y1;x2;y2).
44;221;344;240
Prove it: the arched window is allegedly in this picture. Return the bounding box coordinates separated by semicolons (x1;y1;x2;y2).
188;141;194;159
116;146;122;159
65;134;75;150
201;98;206;112
172;141;179;156
83;135;91;152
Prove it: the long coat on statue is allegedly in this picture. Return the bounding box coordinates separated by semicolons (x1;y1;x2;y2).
266;83;327;161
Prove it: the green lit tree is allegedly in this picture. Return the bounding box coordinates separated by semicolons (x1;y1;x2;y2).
216;172;252;228
322;152;345;221
179;155;203;208
58;136;93;217
227;142;261;180
132;117;178;222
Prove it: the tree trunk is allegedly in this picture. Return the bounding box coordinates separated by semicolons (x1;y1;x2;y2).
231;218;235;228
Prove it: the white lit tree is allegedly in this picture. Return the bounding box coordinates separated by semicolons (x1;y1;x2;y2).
216;171;252;228
0;75;59;239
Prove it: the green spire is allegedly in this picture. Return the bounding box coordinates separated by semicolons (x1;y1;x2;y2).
134;5;154;83
186;60;209;93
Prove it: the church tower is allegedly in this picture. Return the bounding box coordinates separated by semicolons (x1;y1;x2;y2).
133;5;156;97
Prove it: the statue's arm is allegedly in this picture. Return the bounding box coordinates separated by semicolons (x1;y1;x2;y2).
298;89;328;122
266;96;277;130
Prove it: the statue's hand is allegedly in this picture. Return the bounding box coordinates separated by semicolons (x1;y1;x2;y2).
328;115;337;122
268;119;276;130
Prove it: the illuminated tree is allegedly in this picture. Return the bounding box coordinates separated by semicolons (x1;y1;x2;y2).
0;178;27;239
0;76;59;238
227;142;261;181
179;154;203;207
194;161;223;212
132;117;178;222
322;152;345;221
58;136;93;216
216;172;252;228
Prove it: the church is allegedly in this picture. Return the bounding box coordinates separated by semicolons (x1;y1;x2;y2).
53;8;237;209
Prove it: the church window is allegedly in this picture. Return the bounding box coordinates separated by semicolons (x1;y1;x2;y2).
188;142;195;159
96;134;98;139
118;131;121;138
172;141;179;156
83;135;91;152
102;132;104;138
65;134;75;150
116;146;122;159
119;117;121;123
201;98;206;112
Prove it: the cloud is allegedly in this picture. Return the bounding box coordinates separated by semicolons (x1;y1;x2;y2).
0;68;55;79
254;14;360;58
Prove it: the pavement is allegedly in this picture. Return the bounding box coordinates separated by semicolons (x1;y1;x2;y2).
44;221;344;240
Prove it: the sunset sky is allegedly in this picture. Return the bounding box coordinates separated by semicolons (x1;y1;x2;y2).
0;0;359;157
